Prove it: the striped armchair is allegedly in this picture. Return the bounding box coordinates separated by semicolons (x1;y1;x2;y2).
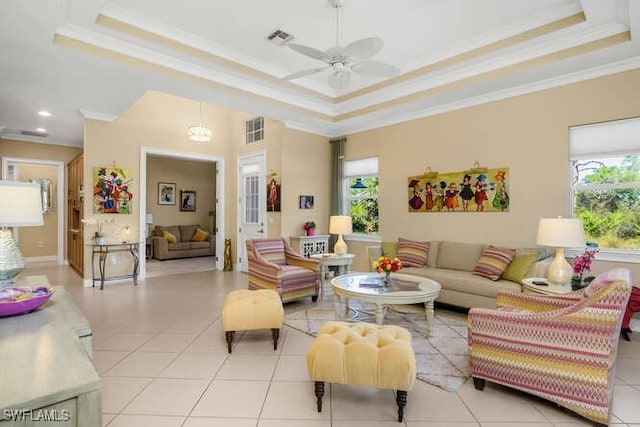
247;238;320;303
468;269;632;426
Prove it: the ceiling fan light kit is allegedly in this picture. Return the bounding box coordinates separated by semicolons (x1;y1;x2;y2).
283;0;400;90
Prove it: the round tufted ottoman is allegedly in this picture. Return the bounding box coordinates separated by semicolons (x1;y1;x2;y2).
306;321;416;422
222;289;283;353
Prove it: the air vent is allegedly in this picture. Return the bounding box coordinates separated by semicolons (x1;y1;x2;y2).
267;29;293;46
21;130;48;137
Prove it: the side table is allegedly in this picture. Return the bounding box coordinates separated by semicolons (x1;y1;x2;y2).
521;277;571;295
90;242;140;290
310;253;355;296
146;237;152;259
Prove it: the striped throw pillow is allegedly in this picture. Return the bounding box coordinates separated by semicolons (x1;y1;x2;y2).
396;238;430;267
472;245;516;281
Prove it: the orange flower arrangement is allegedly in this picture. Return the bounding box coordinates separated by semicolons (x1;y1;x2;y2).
372;256;403;274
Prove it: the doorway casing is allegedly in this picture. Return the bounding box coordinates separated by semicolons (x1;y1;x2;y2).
140;146;224;279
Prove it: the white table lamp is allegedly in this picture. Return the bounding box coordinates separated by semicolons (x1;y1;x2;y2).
536;217;585;285
0;181;44;287
329;215;352;256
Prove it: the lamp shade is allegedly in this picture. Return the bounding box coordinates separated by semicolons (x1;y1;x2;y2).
145;213;154;224
0;181;44;227
329;216;352;235
536;217;586;248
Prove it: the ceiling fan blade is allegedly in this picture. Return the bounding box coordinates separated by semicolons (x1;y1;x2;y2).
342;37;384;60
351;60;401;77
328;71;351;90
287;43;330;62
282;66;330;81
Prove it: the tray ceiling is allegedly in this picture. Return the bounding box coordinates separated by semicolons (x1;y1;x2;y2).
0;0;638;146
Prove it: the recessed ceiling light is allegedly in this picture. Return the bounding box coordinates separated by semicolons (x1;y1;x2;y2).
35;127;47;133
38;111;51;117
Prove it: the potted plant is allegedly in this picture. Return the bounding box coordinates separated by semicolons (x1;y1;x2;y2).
82;217;113;245
571;247;598;290
303;221;316;236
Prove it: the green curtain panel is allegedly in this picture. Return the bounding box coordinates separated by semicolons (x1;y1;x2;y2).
329;137;346;249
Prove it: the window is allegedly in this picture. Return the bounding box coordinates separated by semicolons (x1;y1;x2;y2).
246;116;264;143
571;155;640;249
344;157;378;234
570;117;640;259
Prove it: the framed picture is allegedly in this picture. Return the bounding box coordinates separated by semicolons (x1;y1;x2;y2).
180;190;196;211
158;182;176;205
267;174;281;212
299;195;314;209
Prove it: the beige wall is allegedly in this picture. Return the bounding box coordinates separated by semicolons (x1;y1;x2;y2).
0;139;82;261
83;90;331;279
16;164;58;257
146;156;216;233
83;69;640;281
346;68;640;279
281;127;332;238
0;139;82;167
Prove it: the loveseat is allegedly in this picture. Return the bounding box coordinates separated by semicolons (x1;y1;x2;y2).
367;240;550;309
151;224;215;260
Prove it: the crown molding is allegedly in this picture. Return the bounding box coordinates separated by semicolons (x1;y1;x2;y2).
0;132;82;147
336;19;629;114
99;3;289;81
335;55;640;136
284;121;335;137
56;24;336;117
402;2;584;73
80;109;118;122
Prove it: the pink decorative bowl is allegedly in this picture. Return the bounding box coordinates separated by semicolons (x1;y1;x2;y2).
0;286;54;317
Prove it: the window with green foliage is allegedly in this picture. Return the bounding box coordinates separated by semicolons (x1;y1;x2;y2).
348;177;379;233
343;157;379;235
572;155;640;249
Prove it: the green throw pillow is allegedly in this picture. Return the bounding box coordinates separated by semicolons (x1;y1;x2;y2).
381;241;398;258
502;253;540;283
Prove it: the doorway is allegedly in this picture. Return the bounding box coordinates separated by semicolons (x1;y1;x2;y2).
140;147;224;280
237;152;266;272
1;157;65;265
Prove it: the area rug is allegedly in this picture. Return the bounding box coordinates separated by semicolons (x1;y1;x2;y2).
283;289;471;392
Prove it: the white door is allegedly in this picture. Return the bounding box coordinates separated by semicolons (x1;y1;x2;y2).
237;153;266;272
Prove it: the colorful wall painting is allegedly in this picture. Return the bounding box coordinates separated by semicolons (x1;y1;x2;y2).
93;167;133;214
408;167;510;213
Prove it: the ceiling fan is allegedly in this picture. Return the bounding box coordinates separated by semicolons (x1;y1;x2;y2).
282;0;401;90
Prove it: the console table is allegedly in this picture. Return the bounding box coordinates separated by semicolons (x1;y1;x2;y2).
0;276;101;426
290;235;330;258
91;242;140;290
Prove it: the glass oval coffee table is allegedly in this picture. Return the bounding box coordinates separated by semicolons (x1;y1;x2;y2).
331;272;441;332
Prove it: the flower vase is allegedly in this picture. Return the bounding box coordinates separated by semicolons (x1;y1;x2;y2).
95;236;106;245
306;229;315;236
383;271;391;285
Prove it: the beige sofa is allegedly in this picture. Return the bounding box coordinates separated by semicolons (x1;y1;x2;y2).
367;240;550;309
151;225;215;260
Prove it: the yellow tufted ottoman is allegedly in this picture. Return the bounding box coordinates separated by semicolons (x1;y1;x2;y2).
222;289;284;353
306;321;416;422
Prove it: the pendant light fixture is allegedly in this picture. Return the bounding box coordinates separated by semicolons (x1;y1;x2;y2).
187;102;212;142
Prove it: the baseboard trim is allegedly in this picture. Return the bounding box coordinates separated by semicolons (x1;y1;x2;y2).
24;256;57;263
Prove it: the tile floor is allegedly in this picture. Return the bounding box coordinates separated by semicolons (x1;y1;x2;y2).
23;260;640;427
